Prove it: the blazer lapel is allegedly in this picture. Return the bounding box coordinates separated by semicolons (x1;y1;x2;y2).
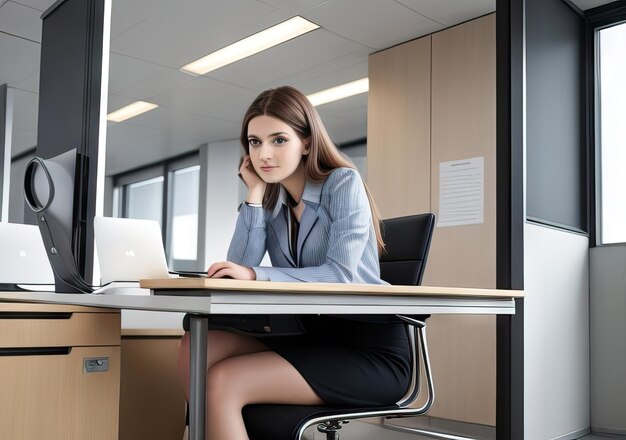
296;202;319;263
269;205;296;267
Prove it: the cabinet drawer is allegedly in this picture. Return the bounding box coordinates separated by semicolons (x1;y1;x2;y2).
0;307;120;348
0;345;120;440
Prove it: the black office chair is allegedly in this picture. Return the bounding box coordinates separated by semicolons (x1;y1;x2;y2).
242;213;436;440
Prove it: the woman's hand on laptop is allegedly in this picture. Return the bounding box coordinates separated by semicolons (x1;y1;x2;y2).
206;261;256;280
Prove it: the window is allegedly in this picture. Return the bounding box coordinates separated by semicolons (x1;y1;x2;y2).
167;162;201;271
113;153;203;270
596;21;626;244
126;176;164;228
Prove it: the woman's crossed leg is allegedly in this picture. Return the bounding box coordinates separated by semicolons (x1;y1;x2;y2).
177;331;323;440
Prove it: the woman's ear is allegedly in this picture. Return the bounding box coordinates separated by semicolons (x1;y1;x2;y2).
303;138;311;156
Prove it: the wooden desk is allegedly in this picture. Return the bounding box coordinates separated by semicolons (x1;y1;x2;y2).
143;279;523;440
1;280;523;440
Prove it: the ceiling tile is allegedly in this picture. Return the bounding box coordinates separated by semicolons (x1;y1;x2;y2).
257;0;331;14
0;32;40;87
366;18;441;49
105;119;158;146
10;0;56;12
110;0;170;40
206;101;249;124
107;52;166;94
264;52;365;89
0;1;42;42
289;60;368;94
150;76;257;116
110;0;275;68
303;0;431;49
107;93;138;113
124;106;242;143
206;29;370;90
396;0;495;26
115;67;195;101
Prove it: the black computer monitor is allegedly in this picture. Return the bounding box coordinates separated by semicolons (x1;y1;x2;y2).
23;148;93;293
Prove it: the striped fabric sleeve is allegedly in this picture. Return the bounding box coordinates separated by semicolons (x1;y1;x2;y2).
226;203;267;267
252;168;371;283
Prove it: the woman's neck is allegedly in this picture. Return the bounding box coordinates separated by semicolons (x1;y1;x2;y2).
281;164;306;204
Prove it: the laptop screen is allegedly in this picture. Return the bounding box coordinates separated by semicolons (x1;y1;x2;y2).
94;217;171;284
0;223;54;284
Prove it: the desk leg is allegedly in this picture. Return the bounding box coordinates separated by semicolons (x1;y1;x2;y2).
189;314;209;440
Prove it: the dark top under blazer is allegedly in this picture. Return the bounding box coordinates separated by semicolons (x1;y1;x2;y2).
227;167;386;286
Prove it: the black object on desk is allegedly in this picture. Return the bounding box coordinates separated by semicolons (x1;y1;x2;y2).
23;149;93;294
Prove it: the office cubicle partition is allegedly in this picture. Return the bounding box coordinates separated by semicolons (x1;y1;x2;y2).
36;0;110;285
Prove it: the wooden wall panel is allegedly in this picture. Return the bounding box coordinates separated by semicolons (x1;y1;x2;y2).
367;35;431;218
426;14;497;290
425;14;497;426
367;14;497;427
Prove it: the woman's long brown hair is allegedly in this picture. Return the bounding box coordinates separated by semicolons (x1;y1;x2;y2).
240;86;385;254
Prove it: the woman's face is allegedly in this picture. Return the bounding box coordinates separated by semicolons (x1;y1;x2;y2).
247;115;309;184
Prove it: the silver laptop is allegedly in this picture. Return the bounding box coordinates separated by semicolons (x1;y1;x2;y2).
0;223;55;284
94;217;172;284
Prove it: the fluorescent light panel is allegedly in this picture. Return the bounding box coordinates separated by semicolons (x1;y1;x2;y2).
180;16;319;76
107;101;158;122
306;78;369;106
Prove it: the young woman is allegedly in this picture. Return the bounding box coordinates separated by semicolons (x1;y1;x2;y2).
177;86;411;440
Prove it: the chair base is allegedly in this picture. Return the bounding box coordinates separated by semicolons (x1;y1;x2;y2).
316;420;346;440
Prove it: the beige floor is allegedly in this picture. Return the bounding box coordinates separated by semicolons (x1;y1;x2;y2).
302;421;438;440
184;423;626;439
579;436;626;440
300;424;626;440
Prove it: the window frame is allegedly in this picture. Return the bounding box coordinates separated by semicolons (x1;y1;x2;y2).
585;2;626;247
112;151;203;271
165;154;203;271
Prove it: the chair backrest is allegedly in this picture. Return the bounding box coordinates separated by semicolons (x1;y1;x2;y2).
241;213;438;439
379;213;435;286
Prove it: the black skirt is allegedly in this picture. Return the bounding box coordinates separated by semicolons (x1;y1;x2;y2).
260;315;411;407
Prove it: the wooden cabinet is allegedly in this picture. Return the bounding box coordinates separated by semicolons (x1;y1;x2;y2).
119;330;186;440
0;303;121;440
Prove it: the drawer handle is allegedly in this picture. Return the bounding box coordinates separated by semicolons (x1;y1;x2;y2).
0;347;72;357
0;312;73;320
84;357;109;373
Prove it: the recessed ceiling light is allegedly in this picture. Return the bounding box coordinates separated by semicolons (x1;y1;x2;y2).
106;101;158;122
180;16;319;76
306;78;369;107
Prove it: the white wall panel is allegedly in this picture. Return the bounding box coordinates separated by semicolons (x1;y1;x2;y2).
203;139;243;265
524;223;590;439
590;245;626;435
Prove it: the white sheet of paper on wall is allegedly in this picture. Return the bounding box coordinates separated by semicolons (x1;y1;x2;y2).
438;156;484;227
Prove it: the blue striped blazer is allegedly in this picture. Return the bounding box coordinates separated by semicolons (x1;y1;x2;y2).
227;167;387;286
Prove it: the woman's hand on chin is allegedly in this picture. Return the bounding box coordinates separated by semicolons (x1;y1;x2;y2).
206;261;256;280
